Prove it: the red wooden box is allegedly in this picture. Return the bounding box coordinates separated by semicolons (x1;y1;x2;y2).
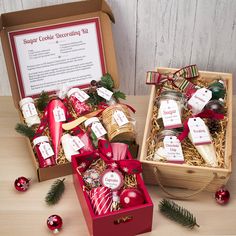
72;151;153;236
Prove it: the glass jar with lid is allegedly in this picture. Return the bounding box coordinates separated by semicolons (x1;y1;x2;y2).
153;129;184;163
33;136;55;168
19;97;40;127
84;117;107;147
153;129;179;162
155;90;186;129
67;88;91;116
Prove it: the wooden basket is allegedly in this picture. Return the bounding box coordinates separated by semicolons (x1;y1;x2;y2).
140;67;233;194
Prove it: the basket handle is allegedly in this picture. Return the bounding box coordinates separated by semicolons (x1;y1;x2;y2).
153;167;217;200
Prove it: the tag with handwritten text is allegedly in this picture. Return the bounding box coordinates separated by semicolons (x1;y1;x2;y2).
39;143;54;159
22;103;37;118
163;136;184;163
69;136;85;151
73;89;90;102
53;106;66;122
160;99;182;128
91;122;107;138
97;87;113;101
188;88;212;114
113;110;129;127
188;117;212;145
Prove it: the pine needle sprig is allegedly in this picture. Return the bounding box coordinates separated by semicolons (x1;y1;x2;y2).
15;123;35;139
36;91;50;112
113;90;126;100
87;92;104;106
159;199;199;229
45;178;65;206
101;73;114;91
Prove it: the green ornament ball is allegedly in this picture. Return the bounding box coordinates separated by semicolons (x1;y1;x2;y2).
208;80;226;100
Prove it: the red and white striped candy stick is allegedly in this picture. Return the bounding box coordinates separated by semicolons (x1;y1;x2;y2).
89;186;113;215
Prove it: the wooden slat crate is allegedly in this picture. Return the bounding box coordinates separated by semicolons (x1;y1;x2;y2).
140;67;232;193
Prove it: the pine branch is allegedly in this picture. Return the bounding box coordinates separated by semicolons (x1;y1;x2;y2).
15;123;35;139
87;92;104;106
36;91;50;112
159;199;199;229
45;178;65;206
113;90;126;100
101;73;114;90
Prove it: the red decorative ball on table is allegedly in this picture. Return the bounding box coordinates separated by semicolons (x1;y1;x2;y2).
215;187;230;205
47;215;63;234
14;176;30;192
120;188;145;208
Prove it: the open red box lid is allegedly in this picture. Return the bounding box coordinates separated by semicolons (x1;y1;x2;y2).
0;0;119;107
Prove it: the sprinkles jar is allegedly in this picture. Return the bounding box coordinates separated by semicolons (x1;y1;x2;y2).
33;136;55;168
67;88;91;116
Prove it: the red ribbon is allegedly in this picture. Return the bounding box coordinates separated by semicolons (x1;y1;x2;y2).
146;65;199;96
74;139;142;175
120;103;136;113
98;139;113;159
167;75;178;89
173;64;199;79
178;109;224;142
156;74;179;96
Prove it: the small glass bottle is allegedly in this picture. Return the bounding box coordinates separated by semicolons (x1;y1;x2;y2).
33;136;56;168
156;90;186;129
19;97;40;127
84;117;107;147
67;88;91;116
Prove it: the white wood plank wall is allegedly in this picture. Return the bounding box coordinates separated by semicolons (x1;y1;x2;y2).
0;0;235;95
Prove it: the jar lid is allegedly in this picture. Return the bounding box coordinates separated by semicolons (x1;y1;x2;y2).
33;136;49;146
157;90;185;104
67;88;81;98
19;97;34;108
84;117;100;128
160;90;184;98
156;129;179;143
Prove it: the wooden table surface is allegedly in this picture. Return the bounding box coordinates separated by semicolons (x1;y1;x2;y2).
0;96;235;236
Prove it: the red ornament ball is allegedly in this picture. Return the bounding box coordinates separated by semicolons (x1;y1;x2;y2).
215;187;230;205
14;176;30;192
47;215;63;233
120;188;145;208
